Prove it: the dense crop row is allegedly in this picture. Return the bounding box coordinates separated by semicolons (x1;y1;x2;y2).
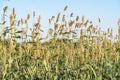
0;6;120;80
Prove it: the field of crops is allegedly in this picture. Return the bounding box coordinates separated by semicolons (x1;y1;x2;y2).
0;6;120;80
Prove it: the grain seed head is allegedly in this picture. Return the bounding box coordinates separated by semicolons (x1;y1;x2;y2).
3;6;8;13
64;5;68;11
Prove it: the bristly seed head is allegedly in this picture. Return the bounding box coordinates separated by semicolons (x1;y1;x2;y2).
27;13;30;20
98;18;101;23
64;5;68;11
3;6;8;13
76;16;79;21
12;8;15;16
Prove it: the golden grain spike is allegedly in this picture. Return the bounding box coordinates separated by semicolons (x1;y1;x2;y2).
82;16;85;23
108;28;110;34
49;28;53;36
12;8;15;15
33;11;35;18
51;16;55;20
56;12;60;23
54;23;58;30
75;22;82;28
76;16;79;21
98;18;101;23
59;24;64;31
17;20;20;26
96;25;99;30
48;18;51;24
90;21;92;24
62;15;65;22
84;20;89;27
10;21;14;27
75;23;79;28
110;28;113;37
64;5;68;11
80;55;84;64
70;13;73;17
21;18;23;25
22;28;26;35
9;13;13;21
35;23;40;30
27;13;30;20
38;15;41;23
3;6;8;13
69;20;74;27
24;19;27;24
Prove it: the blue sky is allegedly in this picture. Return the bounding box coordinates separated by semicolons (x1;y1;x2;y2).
0;0;120;36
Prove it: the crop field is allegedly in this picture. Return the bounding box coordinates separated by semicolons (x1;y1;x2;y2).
0;5;120;80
